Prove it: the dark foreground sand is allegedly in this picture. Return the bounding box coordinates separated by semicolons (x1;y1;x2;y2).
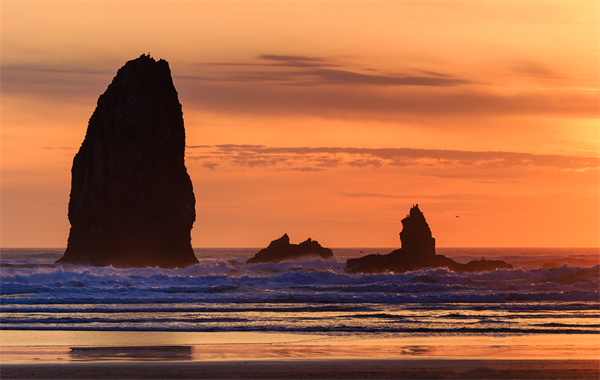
2;359;599;380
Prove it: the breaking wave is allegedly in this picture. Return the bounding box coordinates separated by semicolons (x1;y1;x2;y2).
1;249;598;334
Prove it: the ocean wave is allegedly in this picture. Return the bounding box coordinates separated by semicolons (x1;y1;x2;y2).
0;323;596;334
2;249;598;334
1;263;598;304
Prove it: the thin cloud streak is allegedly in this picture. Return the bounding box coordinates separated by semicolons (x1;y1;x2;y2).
336;192;483;200
179;81;598;119
4;56;596;121
1;64;114;100
179;54;598;119
259;54;340;68
195;69;469;86
306;68;470;86
188;144;600;174
260;55;329;63
190;54;471;87
1;64;113;76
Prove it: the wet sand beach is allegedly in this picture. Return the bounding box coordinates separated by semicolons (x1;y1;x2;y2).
1;331;598;379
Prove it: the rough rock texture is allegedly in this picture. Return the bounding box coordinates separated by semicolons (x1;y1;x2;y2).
399;205;436;259
346;205;512;273
56;54;198;268
247;234;334;263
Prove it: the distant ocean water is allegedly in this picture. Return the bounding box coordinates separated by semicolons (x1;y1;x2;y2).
1;248;598;335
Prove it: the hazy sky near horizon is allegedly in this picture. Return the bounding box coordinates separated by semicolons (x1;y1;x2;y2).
1;0;599;248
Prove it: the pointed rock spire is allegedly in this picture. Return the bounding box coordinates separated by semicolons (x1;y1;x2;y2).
56;55;198;268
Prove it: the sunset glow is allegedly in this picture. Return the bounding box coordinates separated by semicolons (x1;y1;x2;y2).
1;0;598;248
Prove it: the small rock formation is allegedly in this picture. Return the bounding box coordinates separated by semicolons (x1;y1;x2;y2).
56;54;198;268
346;205;512;273
247;234;334;263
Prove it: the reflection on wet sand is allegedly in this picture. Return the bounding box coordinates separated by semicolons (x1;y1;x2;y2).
69;345;433;362
1;333;597;365
69;346;192;362
401;346;432;356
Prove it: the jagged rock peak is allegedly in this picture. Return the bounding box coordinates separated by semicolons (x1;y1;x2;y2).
400;204;436;258
56;55;197;268
247;234;334;264
268;233;291;248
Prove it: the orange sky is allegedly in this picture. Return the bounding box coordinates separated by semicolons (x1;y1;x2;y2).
1;1;599;248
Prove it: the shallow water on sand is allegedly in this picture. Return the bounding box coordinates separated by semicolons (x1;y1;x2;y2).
1;330;599;364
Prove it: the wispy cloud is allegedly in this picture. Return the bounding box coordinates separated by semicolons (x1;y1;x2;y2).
4;55;597;122
42;146;74;150
187;144;600;176
335;192;482;200
200;162;218;171
178;80;598;121
175;54;599;121
190;54;471;87
259;54;340;68
1;63;114;100
336;192;405;199
512;60;562;80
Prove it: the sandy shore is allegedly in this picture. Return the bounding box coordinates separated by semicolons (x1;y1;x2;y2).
2;331;598;379
2;359;599;379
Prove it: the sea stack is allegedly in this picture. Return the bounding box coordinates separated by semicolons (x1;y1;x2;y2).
56;54;198;268
346;205;512;273
399;205;436;259
247;234;334;263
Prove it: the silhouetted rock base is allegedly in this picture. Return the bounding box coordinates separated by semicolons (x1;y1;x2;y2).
57;248;197;269
346;249;513;274
247;234;334;264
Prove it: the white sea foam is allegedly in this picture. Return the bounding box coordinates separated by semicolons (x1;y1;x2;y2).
1;248;598;334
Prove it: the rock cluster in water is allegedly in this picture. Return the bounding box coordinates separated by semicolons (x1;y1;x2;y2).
247;233;334;263
56;54;198;268
346;205;512;273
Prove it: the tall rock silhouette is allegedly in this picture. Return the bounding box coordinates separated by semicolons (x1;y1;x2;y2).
399;205;436;259
56;54;198;268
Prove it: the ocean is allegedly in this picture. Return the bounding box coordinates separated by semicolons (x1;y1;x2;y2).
1;248;598;336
